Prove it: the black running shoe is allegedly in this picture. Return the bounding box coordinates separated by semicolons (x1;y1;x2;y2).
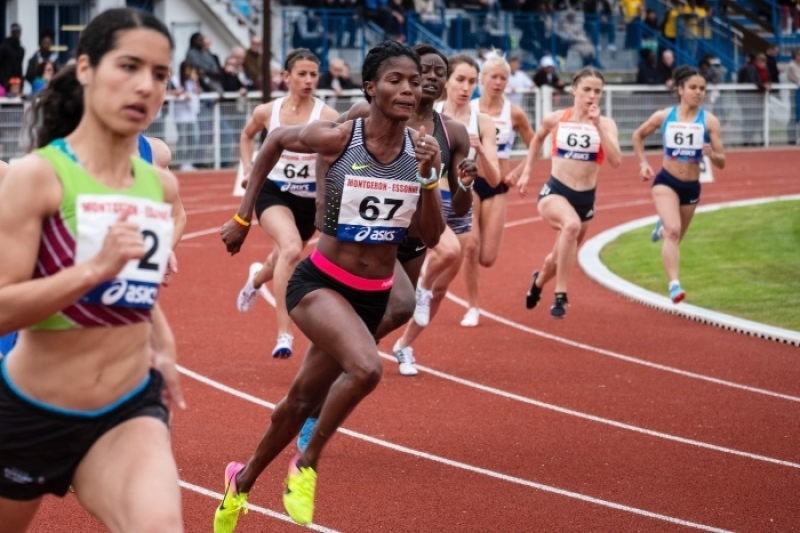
551;292;568;319
526;271;542;309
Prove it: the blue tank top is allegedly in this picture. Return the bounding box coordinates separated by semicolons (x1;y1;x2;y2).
138;135;154;164
661;107;709;164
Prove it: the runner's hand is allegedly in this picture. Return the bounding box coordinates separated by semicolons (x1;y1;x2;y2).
457;158;477;187
414;125;438;178
221;218;250;255
90;211;145;282
162;251;178;287
152;346;186;412
639;162;655;181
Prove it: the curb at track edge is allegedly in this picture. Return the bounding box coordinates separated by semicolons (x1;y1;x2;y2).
578;195;800;347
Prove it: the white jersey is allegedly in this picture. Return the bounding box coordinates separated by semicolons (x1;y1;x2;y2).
470;98;515;159
435;102;480;160
267;97;325;198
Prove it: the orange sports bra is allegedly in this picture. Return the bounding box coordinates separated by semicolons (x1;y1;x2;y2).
551;108;605;165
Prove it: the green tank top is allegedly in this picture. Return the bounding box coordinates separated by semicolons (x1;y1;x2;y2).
30;139;173;330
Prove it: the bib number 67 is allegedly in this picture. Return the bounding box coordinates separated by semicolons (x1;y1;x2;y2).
359;196;404;221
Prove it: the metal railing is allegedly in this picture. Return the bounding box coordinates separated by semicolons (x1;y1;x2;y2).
1;84;796;167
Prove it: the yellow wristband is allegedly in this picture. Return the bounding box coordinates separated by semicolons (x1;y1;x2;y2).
420;181;438;191
233;213;251;227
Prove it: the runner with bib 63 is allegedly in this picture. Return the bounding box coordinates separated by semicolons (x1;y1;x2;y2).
518;67;622;318
632;65;725;304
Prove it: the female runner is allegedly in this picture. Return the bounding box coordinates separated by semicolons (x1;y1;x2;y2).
216;41;444;530
235;48;339;358
461;51;536;326
632;65;725;302
0;8;184;531
518;67;622;318
391;53;499;374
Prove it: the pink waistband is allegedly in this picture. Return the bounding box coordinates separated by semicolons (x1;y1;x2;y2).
310;249;393;292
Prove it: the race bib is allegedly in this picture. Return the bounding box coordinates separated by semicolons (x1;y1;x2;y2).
75;194;174;309
336;175;419;244
269;151;317;198
664;122;704;160
555;123;601;161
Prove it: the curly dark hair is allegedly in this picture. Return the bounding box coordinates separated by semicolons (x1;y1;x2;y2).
361;40;421;103
26;8;173;150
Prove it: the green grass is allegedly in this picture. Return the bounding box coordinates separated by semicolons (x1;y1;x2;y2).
600;200;800;331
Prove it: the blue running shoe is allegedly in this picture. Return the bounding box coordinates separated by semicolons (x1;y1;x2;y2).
651;219;663;242
297;417;317;452
669;284;686;304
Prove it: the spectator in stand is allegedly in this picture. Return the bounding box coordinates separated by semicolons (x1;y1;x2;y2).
636;48;665;85
270;59;290;93
507;55;534;107
0;23;24;92
787;48;800;144
318;57;357;95
681;0;709;38
25;31;60;89
582;0;616;52
243;35;263;90
30;60;56;95
737;53;769;146
221;55;250;94
291;10;329;56
699;53;725;119
186;32;223;93
533;55;566;91
621;0;644;50
766;44;782;84
173;61;202;170
779;0;800;34
415;0;446;37
386;0;412;42
658;49;675;89
661;1;680;45
229;46;254;90
554;10;598;68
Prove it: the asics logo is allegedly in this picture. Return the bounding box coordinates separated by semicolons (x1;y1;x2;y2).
562;151;590;161
100;280;158;307
351;162;371;171
671;149;697;157
101;280;128;305
354;227;397;243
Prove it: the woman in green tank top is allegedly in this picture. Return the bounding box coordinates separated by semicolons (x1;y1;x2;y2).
0;9;185;531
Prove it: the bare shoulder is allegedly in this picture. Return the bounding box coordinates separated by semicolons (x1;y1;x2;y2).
145;137;172;168
305;120;354;156
600;115;618;129
252;102;274;123
0;153;62;211
541;110;563;129
704;110;721;130
0;160;7;184
153;166;180;204
320;103;340;121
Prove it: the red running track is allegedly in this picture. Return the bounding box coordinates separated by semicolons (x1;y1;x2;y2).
30;149;800;532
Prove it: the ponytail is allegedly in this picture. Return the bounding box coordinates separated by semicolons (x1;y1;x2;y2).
26;64;84;150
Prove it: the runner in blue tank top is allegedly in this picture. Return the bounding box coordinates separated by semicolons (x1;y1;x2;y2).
632;65;726;303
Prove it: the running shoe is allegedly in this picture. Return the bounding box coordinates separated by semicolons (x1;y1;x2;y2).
651;219;664;242
413;283;433;327
297;417;318;453
236;262;262;312
283;454;317;526
550;293;569;319
272;333;294;358
669;284;686;304
214;461;248;533
460;307;480;327
525;271;542;309
392;339;418;376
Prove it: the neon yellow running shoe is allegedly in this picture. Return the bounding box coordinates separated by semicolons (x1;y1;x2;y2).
283;454;317;525
214;461;249;533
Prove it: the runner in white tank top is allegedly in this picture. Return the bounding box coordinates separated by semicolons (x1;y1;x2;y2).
459;52;536;327
393;54;500;369
234;49;339;359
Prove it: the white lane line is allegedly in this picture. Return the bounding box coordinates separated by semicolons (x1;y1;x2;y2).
179;480;342;533
177;365;731;533
181;227;221;241
444;291;800;404
374;349;800;469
